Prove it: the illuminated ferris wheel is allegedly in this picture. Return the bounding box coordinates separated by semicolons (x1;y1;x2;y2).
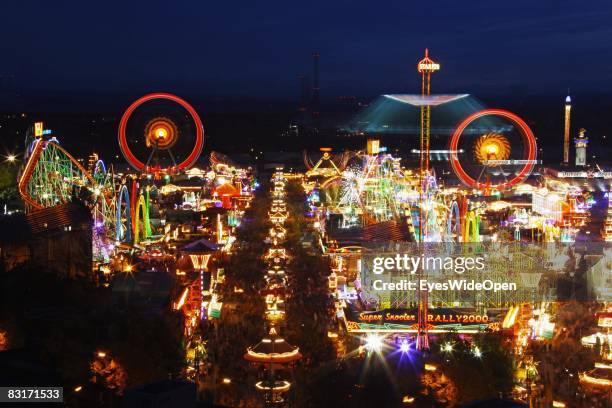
449;109;537;191
118;93;204;174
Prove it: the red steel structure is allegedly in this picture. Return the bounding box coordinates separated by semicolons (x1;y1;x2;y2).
417;48;440;175
449;109;537;190
18;139;95;210
118;93;204;174
416;49;440;351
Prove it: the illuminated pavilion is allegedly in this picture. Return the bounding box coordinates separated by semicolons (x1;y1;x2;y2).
244;327;302;365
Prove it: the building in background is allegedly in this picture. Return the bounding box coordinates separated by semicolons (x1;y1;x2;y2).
575;128;588;167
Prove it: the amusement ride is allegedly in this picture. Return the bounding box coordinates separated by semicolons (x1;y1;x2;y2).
17;93;207;263
302;50;542;351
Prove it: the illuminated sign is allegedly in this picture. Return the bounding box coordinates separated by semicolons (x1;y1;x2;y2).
411;149;464;154
557;171;612;179
34;122;44;137
598;314;612;328
350;308;490;327
417;62;440;71
345;308;496;333
358;311;489;324
367;139;380;155
485;159;540;165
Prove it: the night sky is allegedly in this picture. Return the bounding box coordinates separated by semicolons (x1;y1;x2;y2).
2;0;612;109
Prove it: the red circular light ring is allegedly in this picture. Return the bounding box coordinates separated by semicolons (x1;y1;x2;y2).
449;109;536;190
118;93;204;172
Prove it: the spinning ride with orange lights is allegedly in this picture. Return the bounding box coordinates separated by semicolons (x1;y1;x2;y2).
144;117;179;150
118;93;204;174
449;109;537;190
473;133;511;164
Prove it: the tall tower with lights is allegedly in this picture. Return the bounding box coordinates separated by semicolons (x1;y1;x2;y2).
563;94;571;164
417;49;440;174
416;49;439;351
574;128;588;166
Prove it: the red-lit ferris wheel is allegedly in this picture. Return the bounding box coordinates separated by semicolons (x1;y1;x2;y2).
118;93;204;174
449;109;537;191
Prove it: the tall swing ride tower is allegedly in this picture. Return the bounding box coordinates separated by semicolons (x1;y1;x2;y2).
417;48;440;177
416;49;440;351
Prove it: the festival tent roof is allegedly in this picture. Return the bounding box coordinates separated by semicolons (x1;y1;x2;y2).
214;183;240;196
180;238;219;253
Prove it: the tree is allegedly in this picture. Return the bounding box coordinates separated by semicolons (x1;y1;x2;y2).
430;333;513;404
282;181;335;369
0;261;186;399
0;162;20;209
90;354;127;395
0;330;7;351
202;185;268;405
421;369;458;406
554;301;596;341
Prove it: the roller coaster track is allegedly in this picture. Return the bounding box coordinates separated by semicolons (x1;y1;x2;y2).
18;139;95;210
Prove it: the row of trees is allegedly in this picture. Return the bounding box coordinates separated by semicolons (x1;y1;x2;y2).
205;184;269;406
0;262;185;406
281;180;339;406
529;301;600;407
0;161;20;210
426;333;514;404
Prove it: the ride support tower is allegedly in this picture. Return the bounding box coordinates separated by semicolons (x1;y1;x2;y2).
417;48;440;178
416;49;439;351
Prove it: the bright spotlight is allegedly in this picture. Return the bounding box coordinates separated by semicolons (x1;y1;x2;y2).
399;340;410;353
443;342;453;352
365;333;383;352
473;346;482;358
486;144;499;154
6;154;16;163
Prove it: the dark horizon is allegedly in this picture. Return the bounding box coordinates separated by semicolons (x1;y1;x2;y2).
2;89;612;114
2;1;612;113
